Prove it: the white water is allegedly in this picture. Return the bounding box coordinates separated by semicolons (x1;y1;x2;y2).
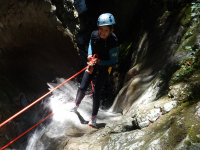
25;78;87;150
25;77;122;150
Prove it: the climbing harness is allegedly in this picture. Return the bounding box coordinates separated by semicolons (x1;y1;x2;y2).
0;54;99;150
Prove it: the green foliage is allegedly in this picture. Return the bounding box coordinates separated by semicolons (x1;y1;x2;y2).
172;55;200;84
172;1;200;84
185;46;192;50
191;1;200;23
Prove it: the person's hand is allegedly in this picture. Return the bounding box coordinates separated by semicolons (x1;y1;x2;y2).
87;54;92;62
88;58;97;66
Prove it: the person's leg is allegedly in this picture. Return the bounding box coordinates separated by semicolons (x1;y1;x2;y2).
75;88;85;106
92;69;108;116
75;71;94;105
89;69;108;127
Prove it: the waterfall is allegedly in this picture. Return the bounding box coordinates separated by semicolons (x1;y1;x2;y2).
25;78;89;150
24;76;122;150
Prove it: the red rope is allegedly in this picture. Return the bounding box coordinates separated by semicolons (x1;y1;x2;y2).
1;92;94;150
1;81;95;150
0;65;88;128
0;112;54;150
91;81;94;92
84;93;93;99
0;55;99;149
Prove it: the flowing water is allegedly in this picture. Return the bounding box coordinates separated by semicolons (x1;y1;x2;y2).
23;76;122;150
25;78;90;149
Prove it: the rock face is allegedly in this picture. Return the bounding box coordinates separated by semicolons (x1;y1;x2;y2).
0;0;79;93
64;1;200;150
0;0;79;148
1;0;200;150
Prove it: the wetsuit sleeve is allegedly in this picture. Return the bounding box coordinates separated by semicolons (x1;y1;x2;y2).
97;47;119;65
88;33;93;55
88;39;92;55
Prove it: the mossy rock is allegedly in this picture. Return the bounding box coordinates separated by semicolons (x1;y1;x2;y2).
180;5;192;26
181;27;198;46
188;125;200;143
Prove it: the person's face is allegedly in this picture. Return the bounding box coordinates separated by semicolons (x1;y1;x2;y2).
98;26;114;40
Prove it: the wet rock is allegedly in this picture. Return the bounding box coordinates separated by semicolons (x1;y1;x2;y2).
168;70;200;102
195;102;200;118
105;117;136;133
135;108;162;129
168;82;192;101
138;121;149;129
55;2;200;150
1;0;200;149
163;101;178;113
0;0;80;148
65;99;200;150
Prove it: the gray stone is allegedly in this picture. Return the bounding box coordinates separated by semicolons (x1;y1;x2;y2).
163;101;178;113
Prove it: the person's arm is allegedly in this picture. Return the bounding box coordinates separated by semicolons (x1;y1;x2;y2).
87;39;93;61
87;33;93;61
88;39;92;56
97;47;119;65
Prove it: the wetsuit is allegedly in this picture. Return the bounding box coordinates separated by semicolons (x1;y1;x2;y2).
75;30;119;116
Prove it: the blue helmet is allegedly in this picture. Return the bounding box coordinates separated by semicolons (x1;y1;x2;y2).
97;13;116;27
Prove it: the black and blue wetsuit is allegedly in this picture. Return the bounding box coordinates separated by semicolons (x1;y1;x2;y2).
75;30;119;116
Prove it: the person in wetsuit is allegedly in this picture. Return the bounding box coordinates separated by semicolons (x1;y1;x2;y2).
71;13;119;127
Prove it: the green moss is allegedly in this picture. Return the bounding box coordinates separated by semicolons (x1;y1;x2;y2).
171;20;199;84
171;69;185;84
180;27;188;36
184;140;191;146
177;7;186;19
177;25;198;53
181;29;193;43
180;5;192;26
182;28;198;46
171;52;200;84
138;97;200;148
145;97;200;149
153;101;196;144
188;125;200;143
177;46;185;52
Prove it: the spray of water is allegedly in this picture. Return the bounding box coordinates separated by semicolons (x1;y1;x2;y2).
26;78;82;150
47;78;78;122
